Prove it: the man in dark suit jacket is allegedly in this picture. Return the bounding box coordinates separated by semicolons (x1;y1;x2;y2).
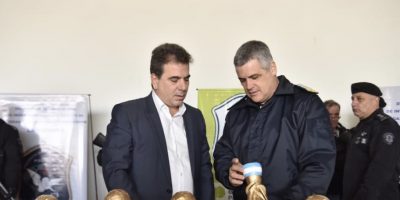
102;43;214;200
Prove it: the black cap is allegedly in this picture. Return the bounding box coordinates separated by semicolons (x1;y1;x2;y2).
351;82;386;107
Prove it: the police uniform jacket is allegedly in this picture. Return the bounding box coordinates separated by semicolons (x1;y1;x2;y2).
343;108;400;200
213;75;336;200
327;123;351;197
0;118;22;197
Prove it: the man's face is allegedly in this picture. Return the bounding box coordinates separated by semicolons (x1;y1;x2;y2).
327;105;340;129
236;59;278;104
351;92;379;119
151;62;190;114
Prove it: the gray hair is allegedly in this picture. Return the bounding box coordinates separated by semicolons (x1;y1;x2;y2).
234;40;273;69
324;99;341;109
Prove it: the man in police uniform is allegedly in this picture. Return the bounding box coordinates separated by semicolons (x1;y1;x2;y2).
343;82;400;200
213;40;335;200
0;118;23;199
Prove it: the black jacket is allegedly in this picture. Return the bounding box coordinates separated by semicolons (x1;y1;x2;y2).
0;118;23;197
343;109;400;200
213;76;336;200
327;123;351;197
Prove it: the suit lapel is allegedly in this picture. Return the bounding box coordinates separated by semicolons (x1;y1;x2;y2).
183;110;196;177
144;94;172;183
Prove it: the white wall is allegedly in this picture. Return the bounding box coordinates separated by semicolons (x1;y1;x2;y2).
1;0;399;199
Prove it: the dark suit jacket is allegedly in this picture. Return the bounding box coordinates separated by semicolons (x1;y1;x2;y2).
102;93;214;200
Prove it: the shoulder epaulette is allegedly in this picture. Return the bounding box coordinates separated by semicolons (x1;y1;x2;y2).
296;84;318;94
376;113;389;122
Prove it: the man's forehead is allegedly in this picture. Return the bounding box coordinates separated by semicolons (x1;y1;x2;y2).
166;74;191;78
162;62;189;72
236;66;268;78
164;61;189;67
352;92;376;98
162;72;190;79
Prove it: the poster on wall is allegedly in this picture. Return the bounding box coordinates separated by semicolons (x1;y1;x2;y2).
381;86;400;125
0;94;90;200
198;89;244;200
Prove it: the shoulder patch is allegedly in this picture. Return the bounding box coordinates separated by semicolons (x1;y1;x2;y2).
376;113;389;122
296;84;318;94
382;132;395;145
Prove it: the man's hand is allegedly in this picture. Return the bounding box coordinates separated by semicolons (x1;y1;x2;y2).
229;158;244;187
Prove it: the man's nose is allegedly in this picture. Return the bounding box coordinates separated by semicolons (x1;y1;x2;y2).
245;79;254;90
177;79;188;90
351;100;357;107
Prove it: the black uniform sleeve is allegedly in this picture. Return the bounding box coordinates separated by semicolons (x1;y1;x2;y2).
283;95;336;199
1;121;23;197
353;120;400;200
213;113;237;190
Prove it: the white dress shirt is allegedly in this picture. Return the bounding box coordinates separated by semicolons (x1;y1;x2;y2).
152;91;194;195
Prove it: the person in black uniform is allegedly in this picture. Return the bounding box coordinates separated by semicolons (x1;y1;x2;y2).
213;40;336;200
324;100;351;200
0;118;23;199
342;82;400;200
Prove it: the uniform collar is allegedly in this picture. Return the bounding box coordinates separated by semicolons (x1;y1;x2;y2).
359;108;382;123
274;75;295;95
231;75;295;110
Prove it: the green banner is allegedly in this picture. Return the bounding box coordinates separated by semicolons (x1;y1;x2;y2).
197;89;244;200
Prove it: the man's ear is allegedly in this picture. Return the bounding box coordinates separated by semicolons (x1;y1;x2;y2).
375;96;381;106
270;61;277;75
151;73;158;90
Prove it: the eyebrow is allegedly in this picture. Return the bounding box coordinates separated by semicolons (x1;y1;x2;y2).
169;75;191;79
249;74;261;79
238;73;261;79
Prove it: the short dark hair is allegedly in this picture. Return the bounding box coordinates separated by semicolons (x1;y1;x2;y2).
324;99;341;109
150;43;192;78
234;40;273;69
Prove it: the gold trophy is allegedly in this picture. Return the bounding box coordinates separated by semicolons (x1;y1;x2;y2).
104;189;131;200
171;191;196;200
243;162;268;200
306;194;330;200
35;195;57;200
